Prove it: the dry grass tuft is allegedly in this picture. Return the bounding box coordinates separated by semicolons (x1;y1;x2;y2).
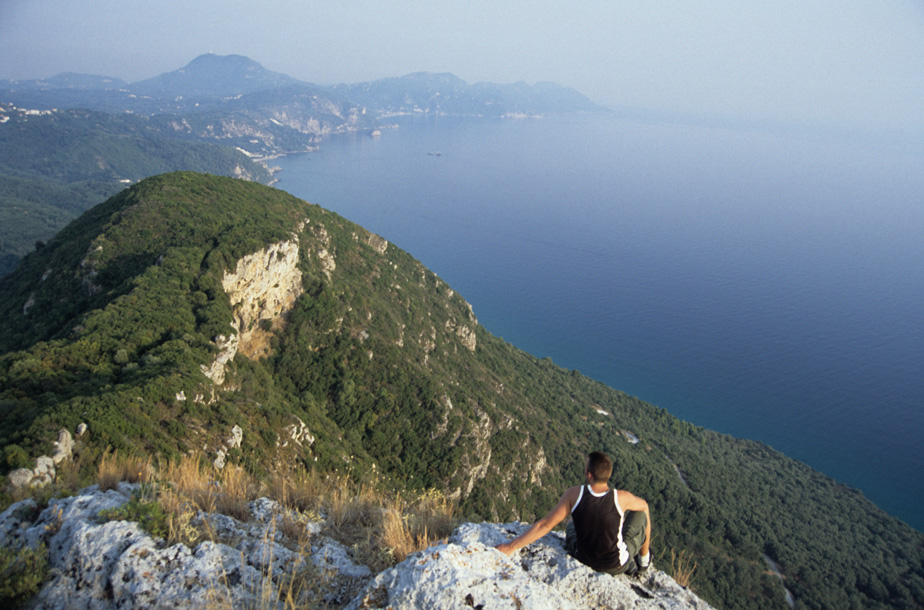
266;468;326;514
94;452;265;547
381;490;455;564
214;463;260;520
670;548;698;588
153;456;260;521
96;449;153;491
380;500;424;565
326;477;380;541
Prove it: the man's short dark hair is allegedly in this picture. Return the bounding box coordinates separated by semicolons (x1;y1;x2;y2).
587;451;613;483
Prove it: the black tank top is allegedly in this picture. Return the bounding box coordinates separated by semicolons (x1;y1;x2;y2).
570;485;629;572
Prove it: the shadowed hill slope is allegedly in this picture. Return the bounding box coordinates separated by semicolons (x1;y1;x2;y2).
1;173;922;609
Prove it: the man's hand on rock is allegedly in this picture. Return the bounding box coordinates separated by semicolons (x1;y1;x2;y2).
495;542;516;556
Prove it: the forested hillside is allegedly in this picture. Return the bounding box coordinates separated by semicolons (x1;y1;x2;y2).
1;173;922;609
0;104;273;276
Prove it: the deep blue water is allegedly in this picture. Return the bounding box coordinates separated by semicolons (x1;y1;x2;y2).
275;114;924;531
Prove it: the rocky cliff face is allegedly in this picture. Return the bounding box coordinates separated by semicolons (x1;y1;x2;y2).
0;486;711;610
222;236;303;360
200;231;304;384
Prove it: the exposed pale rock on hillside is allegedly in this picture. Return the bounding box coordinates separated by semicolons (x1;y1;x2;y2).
6;427;83;491
201;233;305;384
222;237;303;359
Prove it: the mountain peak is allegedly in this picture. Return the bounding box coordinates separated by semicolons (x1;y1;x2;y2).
180;53;271;76
130;53;303;98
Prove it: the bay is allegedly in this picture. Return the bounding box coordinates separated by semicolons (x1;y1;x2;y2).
275;114;924;531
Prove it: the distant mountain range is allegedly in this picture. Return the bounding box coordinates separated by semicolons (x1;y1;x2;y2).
2;53;608;120
0;54;608;276
332;71;605;117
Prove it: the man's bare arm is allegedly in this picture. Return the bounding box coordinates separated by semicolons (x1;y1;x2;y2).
496;486;580;556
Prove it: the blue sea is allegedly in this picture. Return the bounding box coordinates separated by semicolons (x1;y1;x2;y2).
275;114;924;531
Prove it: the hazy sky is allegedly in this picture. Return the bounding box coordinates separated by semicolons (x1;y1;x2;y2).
2;1;923;136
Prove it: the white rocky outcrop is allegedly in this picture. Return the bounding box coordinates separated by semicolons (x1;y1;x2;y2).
227;424;243;449
222;238;303;360
200;235;305;384
0;489;711;610
445;317;477;352
7;427;80;490
199;333;240;385
213;448;227;470
351;521;711;609
0;485;369;610
283;416;316;448
8;468;35;489
51;429;74;465
366;232;388;255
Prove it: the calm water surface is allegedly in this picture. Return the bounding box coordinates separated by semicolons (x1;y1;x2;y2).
275;115;924;531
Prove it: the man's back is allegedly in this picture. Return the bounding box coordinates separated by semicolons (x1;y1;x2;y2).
570;484;628;572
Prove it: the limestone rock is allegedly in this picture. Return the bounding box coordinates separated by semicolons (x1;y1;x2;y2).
27;456;56;487
8;468;34;489
34;455;55;477
0;485;360;610
200;333;240;385
456;324;477;351
214;448;226;470
223;238;303;360
347;522;713;610
317;247;336;278
366;233;388;255
314;537;373;579
0;489;710;610
201;235;306;383
7;428;80;489
445;318;477;352
285;416;315;447
52;429;74;465
227;424;243;449
23;294;36;315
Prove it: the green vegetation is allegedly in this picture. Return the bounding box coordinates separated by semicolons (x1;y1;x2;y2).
1;173;922;609
98;485;171;540
0;107;273;276
0;543;49;608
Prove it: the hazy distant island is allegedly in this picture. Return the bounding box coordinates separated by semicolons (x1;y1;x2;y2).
0;53;608;277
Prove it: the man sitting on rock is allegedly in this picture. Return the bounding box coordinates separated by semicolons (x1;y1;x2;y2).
496;451;651;576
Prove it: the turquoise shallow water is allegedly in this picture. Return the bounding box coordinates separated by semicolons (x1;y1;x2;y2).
275;114;924;531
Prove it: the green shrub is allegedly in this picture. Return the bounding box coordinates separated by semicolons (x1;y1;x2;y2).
98;486;169;540
3;445;30;470
0;543;49;607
